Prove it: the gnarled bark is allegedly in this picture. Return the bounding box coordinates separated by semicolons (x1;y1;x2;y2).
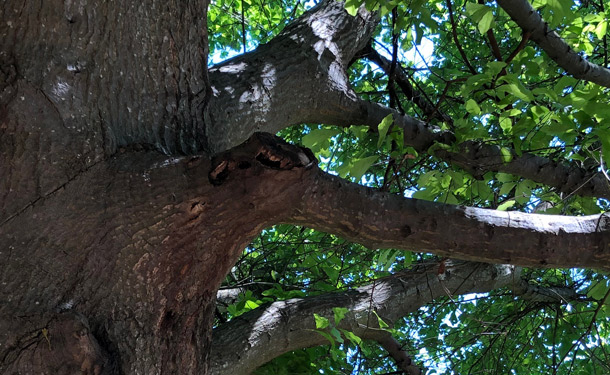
2;0;610;373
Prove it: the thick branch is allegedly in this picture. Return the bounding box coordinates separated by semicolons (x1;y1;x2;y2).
210;260;516;374
207;0;379;153
287;167;610;270
353;49;610;199
357;103;610;200
206;0;610;199
497;0;610;87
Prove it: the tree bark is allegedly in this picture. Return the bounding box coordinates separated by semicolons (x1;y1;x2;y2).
206;0;378;153
210;260;517;375
210;258;587;374
288;166;610;270
0;135;316;374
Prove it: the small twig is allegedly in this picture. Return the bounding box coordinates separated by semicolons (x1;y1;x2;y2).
506;31;532;64
241;0;247;53
446;0;477;74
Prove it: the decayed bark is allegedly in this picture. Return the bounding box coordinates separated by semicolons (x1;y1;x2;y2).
210;260;517;374
497;0;610;88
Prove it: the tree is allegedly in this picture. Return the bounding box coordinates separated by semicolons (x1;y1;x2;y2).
1;0;609;373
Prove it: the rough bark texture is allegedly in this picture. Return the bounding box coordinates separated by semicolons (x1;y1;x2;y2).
290;167;610;270
206;0;378;153
0;135;316;374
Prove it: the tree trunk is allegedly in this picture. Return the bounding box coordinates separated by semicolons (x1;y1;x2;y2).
0;135;316;373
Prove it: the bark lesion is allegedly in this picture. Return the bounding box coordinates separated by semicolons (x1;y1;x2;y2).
208;132;317;185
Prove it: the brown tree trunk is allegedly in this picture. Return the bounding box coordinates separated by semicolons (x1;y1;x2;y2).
0;135;316;373
0;0;376;372
0;0;218;372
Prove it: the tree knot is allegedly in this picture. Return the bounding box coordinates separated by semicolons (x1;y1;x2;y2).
209;132;317;185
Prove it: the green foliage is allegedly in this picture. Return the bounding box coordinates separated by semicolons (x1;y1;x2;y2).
211;0;610;372
208;0;308;60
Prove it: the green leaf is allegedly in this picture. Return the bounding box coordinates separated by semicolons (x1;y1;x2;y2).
344;0;361;16
487;61;507;75
377;114;393;148
499;117;513;134
322;265;339;282
333;307;348;324
515;180;532;204
497;173;516;183
465;3;487;19
501;83;534;102
477;9;494;34
497;199;516;211
500;147;513;163
302;128;341;151
315;330;336;347
314;313;330;329
465;3;494;34
378;249;397;271
465;99;481;115
330;327;344;343
499;182;517;196
596;20;608;40
349;155;378;181
373;311;389;329
340;329;362;345
587;281;610;301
